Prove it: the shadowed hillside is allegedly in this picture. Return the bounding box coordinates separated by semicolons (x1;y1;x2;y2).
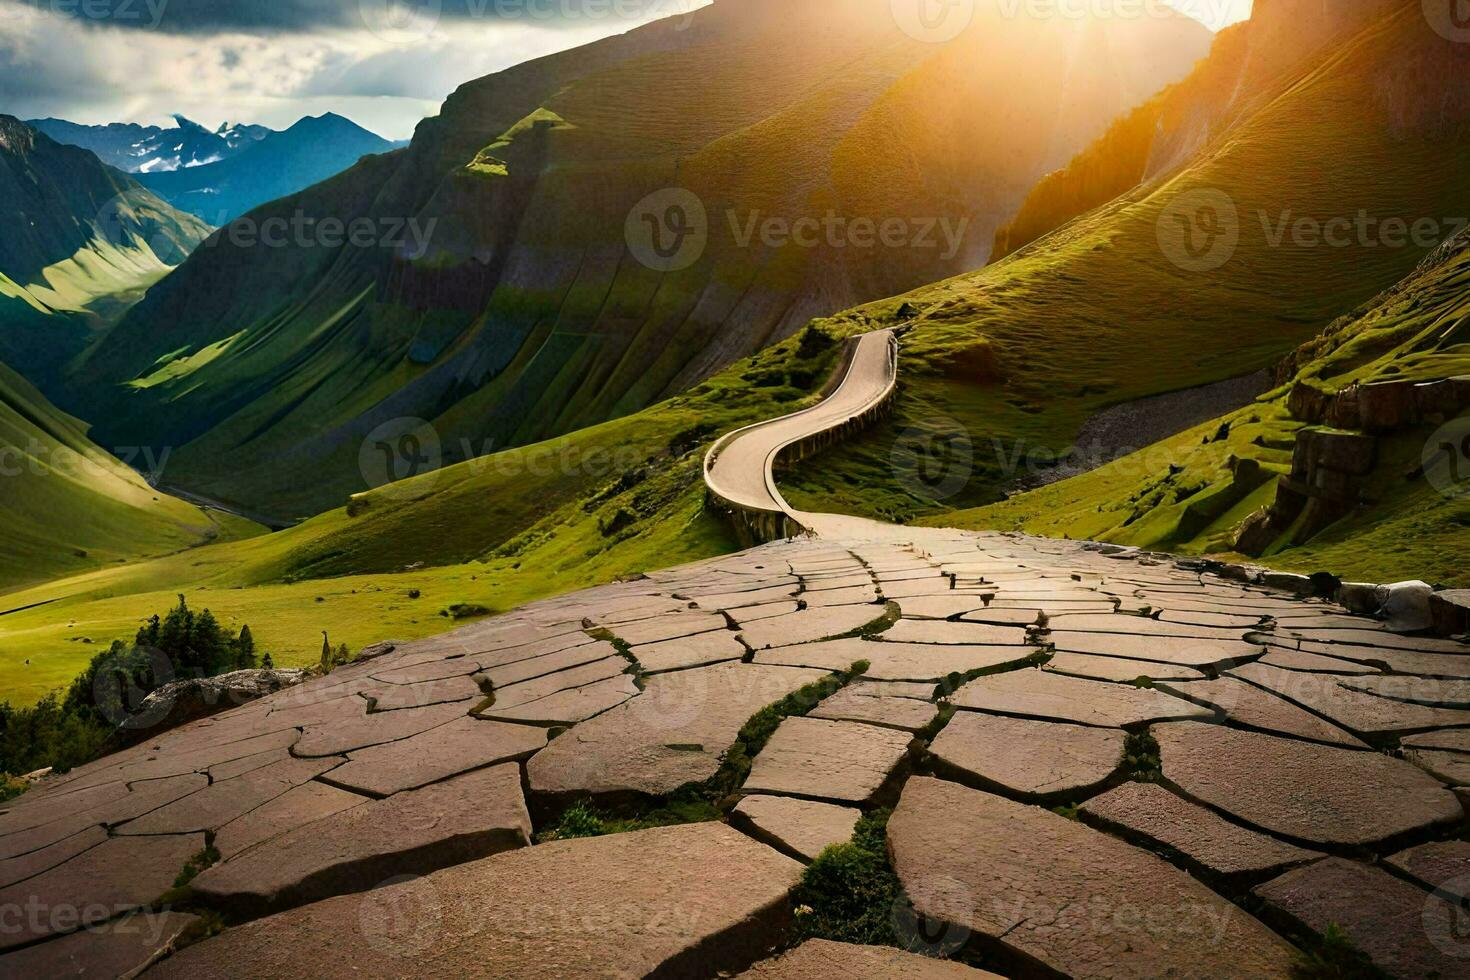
782;1;1470;541
0;116;209;385
67;0;1209;521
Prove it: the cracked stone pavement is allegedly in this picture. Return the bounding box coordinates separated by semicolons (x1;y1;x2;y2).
4;517;1470;977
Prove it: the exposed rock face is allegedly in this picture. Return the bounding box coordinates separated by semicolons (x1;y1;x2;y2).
887;778;1298;978
152;824;803;979
107;668;310;750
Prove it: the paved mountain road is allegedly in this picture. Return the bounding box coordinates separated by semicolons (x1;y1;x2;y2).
704;329;896;535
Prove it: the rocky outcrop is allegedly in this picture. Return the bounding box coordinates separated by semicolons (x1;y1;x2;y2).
105;668;309;751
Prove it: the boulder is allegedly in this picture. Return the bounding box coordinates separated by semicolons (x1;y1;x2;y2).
106;669;310;751
1378;580;1435;632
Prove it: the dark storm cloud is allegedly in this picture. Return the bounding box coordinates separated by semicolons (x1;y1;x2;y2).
10;0;680;33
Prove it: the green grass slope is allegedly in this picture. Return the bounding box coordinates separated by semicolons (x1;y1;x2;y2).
0;116;209;385
67;0;1209;521
781;3;1470;528
0;322;860;705
0;357;260;593
946;227;1470;587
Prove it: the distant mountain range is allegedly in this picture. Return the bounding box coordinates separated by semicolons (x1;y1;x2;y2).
31;113;404;225
27;115;271;174
0;115;210;384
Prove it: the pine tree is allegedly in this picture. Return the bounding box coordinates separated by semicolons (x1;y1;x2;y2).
261;652;274;670
234;625;257;670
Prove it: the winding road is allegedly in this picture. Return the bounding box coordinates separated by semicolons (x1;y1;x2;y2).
704;329;897;539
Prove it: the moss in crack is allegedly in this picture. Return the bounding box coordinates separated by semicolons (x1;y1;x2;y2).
1123;731;1162;782
934;650;1051;699
536;660;868;841
535;793;720;843
792;809;901;946
1291;923;1388;979
155;841;221;909
829;602;901;640
700;660;870;803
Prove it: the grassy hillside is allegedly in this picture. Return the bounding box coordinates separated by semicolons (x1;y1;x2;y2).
67;0;1209;521
0;116;209;385
944;227;1470;586
781;4;1470;529
0;322;860;705
0;357;260;593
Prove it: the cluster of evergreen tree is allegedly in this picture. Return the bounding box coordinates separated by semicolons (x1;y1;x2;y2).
0;595;265;786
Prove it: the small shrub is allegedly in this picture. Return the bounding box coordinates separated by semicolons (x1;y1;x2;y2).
440;603;494;621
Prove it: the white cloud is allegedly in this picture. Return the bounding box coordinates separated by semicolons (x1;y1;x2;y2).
0;0;683;138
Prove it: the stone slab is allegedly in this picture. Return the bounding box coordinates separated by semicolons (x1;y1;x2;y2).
633;630;747;673
118;755;341;835
1047;631;1258;669
881;620;1029;646
0;910;197;977
740;605;892;650
809;689;938;732
738;939;1002;978
755;637;1034;682
213;782;367;860
0;825;107;890
732;796;860;862
888;778;1297;978
1044;652;1204;683
159;824;801;979
929;712;1123;798
1157;676;1367;748
743;717;912;805
1156;722;1462;846
292;700;468;757
477;674;640;725
949;667;1214;728
1387;840;1470;899
0;833;204;950
1229;661;1470;738
527;662;830;805
192;763;530;919
1256;858;1466;978
474;638;615;689
324;717;547;797
1081;782;1321;880
1406;747;1470;785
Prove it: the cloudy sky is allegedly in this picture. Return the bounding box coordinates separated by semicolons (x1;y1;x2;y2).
0;0;1252;140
